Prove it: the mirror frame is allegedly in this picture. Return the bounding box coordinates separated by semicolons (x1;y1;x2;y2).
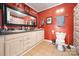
3;4;37;27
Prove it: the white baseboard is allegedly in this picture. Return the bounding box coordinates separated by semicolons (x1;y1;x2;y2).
44;39;75;48
44;39;52;43
64;44;76;48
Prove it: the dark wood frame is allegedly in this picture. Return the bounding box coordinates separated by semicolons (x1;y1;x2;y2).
46;16;52;24
2;3;37;27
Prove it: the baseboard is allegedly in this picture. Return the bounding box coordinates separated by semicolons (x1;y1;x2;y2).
20;40;43;56
64;44;76;48
44;39;75;48
44;39;52;43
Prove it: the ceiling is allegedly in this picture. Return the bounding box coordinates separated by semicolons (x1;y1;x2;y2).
26;3;63;12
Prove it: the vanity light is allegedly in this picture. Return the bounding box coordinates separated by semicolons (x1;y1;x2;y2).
56;8;64;13
60;8;64;12
56;9;60;13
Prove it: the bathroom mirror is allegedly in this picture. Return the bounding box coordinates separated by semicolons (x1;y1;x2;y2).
56;16;65;27
4;4;37;26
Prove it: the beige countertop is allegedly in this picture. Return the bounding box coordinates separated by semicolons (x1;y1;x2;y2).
0;29;43;35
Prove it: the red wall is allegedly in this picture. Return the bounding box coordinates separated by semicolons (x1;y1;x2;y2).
37;3;77;45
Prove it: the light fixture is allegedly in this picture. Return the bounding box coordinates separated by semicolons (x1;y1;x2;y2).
60;8;64;12
56;9;60;13
56;8;64;13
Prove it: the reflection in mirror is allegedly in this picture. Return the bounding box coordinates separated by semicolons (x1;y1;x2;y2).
6;7;37;26
56;16;65;27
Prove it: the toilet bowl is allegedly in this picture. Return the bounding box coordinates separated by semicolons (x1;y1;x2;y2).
56;32;66;51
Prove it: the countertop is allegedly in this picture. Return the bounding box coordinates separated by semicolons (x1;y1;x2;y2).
0;29;43;35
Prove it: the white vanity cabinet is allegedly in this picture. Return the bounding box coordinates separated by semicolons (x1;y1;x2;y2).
5;37;24;56
4;30;44;56
36;30;44;42
23;30;44;52
0;36;4;56
29;32;37;45
23;33;32;51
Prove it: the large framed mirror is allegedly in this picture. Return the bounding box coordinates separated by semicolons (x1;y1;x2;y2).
3;4;37;27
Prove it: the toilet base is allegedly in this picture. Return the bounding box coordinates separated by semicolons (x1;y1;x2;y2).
56;44;65;51
67;45;71;49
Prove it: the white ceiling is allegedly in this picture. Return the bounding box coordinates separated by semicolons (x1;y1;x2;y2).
26;3;63;12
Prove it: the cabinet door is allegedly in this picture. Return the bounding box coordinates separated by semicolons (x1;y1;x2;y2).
23;36;31;51
39;31;44;40
5;37;23;56
0;36;4;56
29;32;37;45
18;37;24;54
32;32;38;44
37;31;44;42
37;32;41;42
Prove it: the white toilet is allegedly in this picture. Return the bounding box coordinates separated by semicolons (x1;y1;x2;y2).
56;32;66;51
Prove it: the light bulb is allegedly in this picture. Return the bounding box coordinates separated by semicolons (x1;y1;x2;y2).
60;8;64;12
56;8;64;13
56;9;60;13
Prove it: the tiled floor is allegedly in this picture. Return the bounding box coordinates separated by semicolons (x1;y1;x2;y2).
24;41;78;56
